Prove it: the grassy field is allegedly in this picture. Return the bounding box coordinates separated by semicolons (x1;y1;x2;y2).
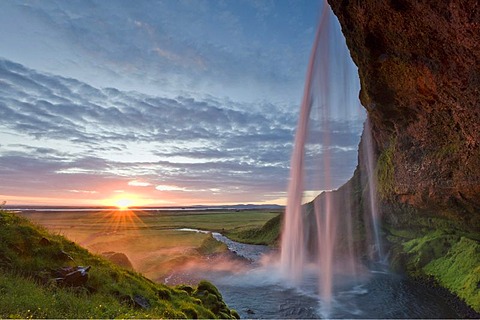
0;209;240;318
19;209;281;281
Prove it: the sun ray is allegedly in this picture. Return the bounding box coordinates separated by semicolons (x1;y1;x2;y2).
80;195;151;242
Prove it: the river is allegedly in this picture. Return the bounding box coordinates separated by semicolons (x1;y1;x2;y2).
176;229;459;319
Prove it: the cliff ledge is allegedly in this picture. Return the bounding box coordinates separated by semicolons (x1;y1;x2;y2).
326;0;480;314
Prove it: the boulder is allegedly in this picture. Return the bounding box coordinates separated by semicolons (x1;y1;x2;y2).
132;294;150;310
101;251;134;270
54;266;91;287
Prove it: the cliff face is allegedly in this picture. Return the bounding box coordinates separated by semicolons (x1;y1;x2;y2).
328;0;480;227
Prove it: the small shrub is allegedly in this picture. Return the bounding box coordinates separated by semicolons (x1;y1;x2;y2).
196;280;221;298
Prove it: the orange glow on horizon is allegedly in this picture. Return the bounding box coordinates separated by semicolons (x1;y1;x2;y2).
102;194;141;209
115;198;133;210
1;190;288;207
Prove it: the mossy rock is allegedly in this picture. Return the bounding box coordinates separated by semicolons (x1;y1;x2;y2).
194;280;238;319
231;309;240;319
176;284;194;295
196;280;222;299
389;225;480;313
403;231;459;269
423;237;480;312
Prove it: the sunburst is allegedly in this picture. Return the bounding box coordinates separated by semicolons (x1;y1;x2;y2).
115;198;133;211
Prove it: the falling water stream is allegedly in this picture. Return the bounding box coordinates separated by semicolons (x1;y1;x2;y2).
165;2;462;318
279;1;373;315
363;118;385;262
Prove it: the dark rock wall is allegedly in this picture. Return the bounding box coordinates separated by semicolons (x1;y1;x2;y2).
327;0;480;227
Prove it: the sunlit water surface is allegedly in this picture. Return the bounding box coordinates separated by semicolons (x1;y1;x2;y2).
172;230;458;319
214;268;457;319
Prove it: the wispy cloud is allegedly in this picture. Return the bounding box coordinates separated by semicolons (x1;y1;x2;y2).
128;180;152;187
0;57;363;205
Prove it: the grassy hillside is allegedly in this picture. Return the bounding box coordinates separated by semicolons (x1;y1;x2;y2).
0;209;239;319
19;209;279;281
226;214;281;245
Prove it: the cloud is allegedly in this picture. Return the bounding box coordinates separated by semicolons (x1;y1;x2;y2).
0;0;325;104
128;180;152;187
68;189;98;194
155;185;188;192
0;53;363;205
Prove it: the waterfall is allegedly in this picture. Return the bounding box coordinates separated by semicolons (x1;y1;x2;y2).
279;0;384;313
363;118;385;263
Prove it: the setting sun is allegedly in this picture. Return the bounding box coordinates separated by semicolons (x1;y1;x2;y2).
102;193;155;209
115;198;133;210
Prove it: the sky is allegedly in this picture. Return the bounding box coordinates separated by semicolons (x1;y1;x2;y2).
0;0;365;207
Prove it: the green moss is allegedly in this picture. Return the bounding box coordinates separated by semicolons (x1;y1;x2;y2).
375;138;396;199
156;287;172;300
193;280;238;319
434;143;461;159
403;230;459;270
389;225;480;313
231;309;240;319
196;280;222;299
423;237;480;312
181;305;198;319
175;284;194;295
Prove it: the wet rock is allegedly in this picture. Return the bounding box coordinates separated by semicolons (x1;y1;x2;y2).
328;0;480;226
246;309;255;315
133;294;150;310
54;266;91;287
101;251;134;270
